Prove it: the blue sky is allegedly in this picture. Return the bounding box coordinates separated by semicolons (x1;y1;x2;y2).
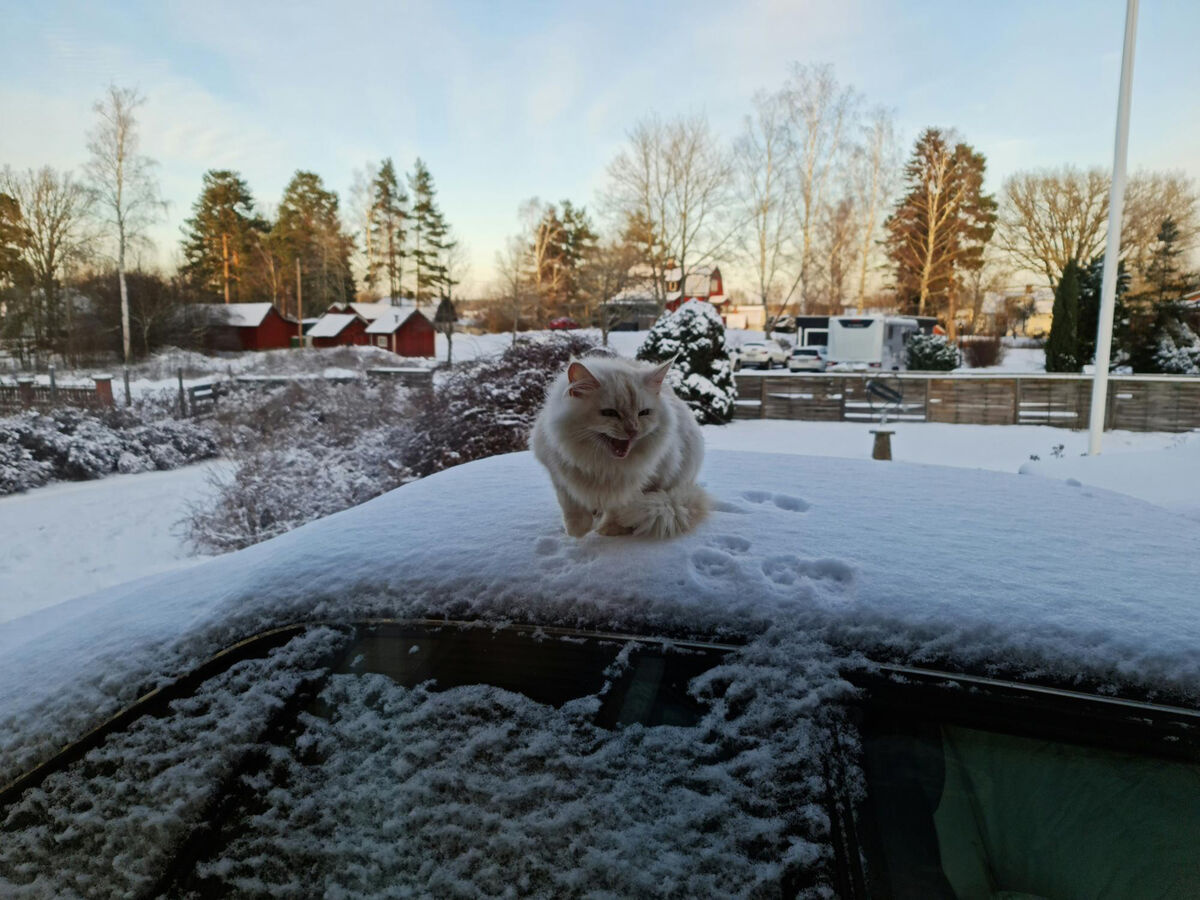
3;0;1198;293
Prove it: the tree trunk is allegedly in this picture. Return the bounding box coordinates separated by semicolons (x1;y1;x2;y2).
119;234;131;364
222;232;231;304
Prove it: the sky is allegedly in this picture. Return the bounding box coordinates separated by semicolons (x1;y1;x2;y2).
2;0;1198;295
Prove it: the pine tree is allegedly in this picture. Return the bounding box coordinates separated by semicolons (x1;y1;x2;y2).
368;159;408;302
637;299;736;424
1045;259;1082;372
1077;255;1131;367
180;170;269;303
1142;217;1193;305
273;171;355;317
408;159;454;305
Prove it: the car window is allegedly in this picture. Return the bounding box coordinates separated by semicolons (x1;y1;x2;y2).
848;668;1200;899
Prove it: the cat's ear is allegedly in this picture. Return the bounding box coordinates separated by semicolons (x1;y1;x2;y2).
566;360;600;398
643;357;675;394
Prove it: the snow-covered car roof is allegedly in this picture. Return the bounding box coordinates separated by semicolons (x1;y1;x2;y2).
2;450;1198;780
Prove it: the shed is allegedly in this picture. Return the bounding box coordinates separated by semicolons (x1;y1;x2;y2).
197;303;297;351
365;308;435;357
307;313;369;348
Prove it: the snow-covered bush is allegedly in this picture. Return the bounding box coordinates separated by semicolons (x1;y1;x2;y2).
0;407;219;496
905;333;961;371
1152;315;1200;375
185;380;415;553
402;333;599;478
637;300;736;425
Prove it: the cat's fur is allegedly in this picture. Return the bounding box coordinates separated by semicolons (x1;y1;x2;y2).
531;355;709;539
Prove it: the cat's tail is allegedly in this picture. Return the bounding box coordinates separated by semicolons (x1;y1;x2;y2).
620;485;711;539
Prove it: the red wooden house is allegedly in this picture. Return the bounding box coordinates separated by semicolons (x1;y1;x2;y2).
365;308;435;356
307;312;369;348
200;303;297;351
664;264;726;313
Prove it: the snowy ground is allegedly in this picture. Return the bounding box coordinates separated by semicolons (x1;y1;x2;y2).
0;461;225;624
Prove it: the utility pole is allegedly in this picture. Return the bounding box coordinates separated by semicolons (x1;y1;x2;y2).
295;258;303;344
222;232;231;304
1088;0;1139;455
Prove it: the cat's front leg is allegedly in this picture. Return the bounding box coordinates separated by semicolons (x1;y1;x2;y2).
554;484;594;537
595;511;634;536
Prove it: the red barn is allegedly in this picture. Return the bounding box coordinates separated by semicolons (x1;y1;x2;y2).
200;303;297;351
365;307;435;356
307;312;369;347
664;264;726;313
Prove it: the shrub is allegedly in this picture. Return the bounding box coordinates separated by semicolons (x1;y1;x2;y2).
1152;312;1200;375
402;334;598;478
961;336;1006;368
637;300;736;425
905;333;960;371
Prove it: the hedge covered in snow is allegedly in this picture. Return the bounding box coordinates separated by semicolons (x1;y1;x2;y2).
0;406;219;496
637;300;736;424
905;333;961;371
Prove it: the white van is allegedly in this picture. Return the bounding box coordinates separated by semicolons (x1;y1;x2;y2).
826;316;920;370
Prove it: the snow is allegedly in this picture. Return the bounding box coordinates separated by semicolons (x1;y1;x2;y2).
2;449;1199;793
365;308;420;334
0;462;225;624
305;313;359;338
196;302;275;328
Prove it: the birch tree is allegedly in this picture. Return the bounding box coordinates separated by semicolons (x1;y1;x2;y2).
849;107;899;311
85;85;164;364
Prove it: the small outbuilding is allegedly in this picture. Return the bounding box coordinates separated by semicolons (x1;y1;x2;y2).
365;308;436;357
198;303;297;351
307;312;369;348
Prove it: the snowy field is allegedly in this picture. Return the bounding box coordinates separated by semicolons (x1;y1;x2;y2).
0;462;225;624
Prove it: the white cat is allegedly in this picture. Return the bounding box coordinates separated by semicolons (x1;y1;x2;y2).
530;355;709;539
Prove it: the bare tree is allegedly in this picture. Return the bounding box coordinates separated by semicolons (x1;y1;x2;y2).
583;237;641;346
521;197;566;323
780;64;858;313
1122;170;1199;283
734;90;794;317
1;166;94;359
850;107;899;312
997;166;1110;287
348;161;380;296
494;236;533;345
85;84;165;363
817;194;858;313
603;113;731;308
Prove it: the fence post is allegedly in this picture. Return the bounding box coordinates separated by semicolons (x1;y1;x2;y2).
178;367;187;418
123;366;132;407
49;365;57;404
92;374;114;407
16;375;34;408
759;375;767;419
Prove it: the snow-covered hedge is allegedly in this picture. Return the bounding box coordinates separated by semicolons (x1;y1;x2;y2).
905;333;961;371
1153;316;1200;375
637;300;736;425
0;406;219;496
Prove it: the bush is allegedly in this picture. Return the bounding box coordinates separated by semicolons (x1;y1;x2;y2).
1152;312;1200;375
637;300;736;425
905;333;960;371
0;406;219;496
185;380;415;553
402;333;599;478
961;336;1006;368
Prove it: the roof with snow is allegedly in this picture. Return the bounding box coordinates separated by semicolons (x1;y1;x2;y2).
365;308;422;333
2;449;1199;788
196;302;277;328
338;300;418;321
306;313;361;338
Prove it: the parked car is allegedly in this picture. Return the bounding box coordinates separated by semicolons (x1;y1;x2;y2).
787;345;828;372
732;339;789;370
547;317;580;330
1;452;1197;897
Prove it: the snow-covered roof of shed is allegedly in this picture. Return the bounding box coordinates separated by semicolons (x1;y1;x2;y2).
306;313;360;338
365;308;419;333
196;302;275;328
349;301;416;321
2;450;1199;781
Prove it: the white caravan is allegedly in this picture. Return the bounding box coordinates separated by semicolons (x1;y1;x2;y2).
826;316;921;370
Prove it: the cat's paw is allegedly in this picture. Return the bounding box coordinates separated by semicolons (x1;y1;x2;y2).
563;511;594;538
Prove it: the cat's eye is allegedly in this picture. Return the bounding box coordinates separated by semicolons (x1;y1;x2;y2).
638;409;651;416
600;409;619;417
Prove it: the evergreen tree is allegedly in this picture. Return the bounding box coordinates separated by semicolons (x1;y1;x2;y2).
180;170;269;303
408;159;454;305
884;128;996;328
637;299;736;424
1141;217;1194;305
1077;255;1131;367
368;158;408;302
273;171;355;316
1045;259;1082;372
0;193;29;291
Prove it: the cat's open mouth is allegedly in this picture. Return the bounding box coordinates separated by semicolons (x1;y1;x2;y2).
605;436;632;459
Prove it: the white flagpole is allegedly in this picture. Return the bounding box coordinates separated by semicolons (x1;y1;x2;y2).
1088;0;1139;455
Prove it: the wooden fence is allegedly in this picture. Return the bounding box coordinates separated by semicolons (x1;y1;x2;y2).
734;372;1200;432
0;380;112;413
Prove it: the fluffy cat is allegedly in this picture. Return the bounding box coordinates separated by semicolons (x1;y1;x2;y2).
530;355;709;539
